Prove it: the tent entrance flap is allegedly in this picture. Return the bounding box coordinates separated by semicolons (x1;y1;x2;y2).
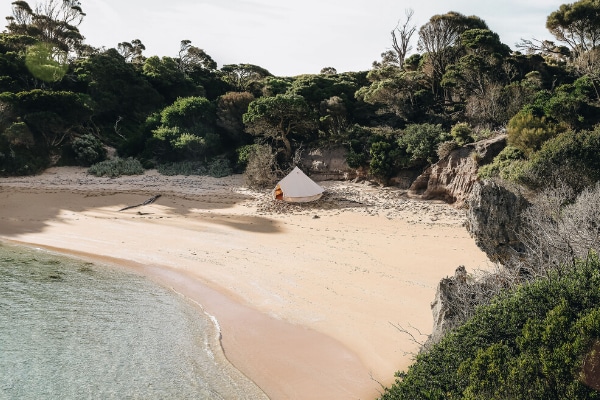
274;185;284;200
272;167;324;203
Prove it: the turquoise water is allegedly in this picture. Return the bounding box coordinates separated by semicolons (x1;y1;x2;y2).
0;244;266;399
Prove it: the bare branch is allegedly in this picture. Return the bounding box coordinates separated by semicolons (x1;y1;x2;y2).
391;8;416;70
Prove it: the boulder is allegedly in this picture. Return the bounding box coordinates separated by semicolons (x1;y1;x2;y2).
409;135;507;206
465;180;530;263
301;145;362;181
426;266;469;347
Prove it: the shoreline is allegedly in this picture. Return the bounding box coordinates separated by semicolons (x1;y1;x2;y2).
0;167;490;399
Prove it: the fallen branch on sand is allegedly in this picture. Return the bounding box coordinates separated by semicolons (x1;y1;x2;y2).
118;195;161;212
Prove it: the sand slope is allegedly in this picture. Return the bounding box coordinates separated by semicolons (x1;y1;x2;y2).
0;167;490;399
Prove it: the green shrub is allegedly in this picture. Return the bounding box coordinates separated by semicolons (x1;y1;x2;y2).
205;158;232;177
235;144;258;171
507;112;568;157
369;141;394;179
451;122;474;146
0;147;48;176
71;134;107;166
398;123;449;167
477;146;525;180
157;158;232;178
88;157;144;177
514;127;600;190
380;254;600;400
346;149;367;168
157;160;203;176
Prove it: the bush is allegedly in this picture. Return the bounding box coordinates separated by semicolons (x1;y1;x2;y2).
0;147;48;176
243;143;277;188
203;158;232;178
71;134;107;166
507;112;568;157
450;122;474;146
398;123;449;167
477;146;525;180
380;255;600;400
369;141;395;179
157;158;232;178
346;149;367;168
235;144;258;170
514;127;600;190
156;160;203;176
88;157;144;177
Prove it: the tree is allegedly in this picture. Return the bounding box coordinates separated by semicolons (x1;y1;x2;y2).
74;49;162;141
319;96;348;139
287;73;360;111
243;94;317;159
546;0;600;55
417;12;488;97
391;9;417;70
320;67;337;74
220;63;272;92
2;89;92;151
117;39;146;65
150;96;219;161
398;123;449;166
142;55;199;102
177;40;217;77
356;67;431;122
6;0;86;54
216;91;255;145
546;0;600;95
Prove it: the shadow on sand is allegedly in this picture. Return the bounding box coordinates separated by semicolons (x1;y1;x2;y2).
0;189;282;237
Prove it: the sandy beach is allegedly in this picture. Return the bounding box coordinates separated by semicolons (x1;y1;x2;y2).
0;167;490;399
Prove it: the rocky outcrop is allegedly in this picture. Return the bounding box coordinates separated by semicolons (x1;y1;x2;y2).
465;180;530;263
301;145;362;181
425;263;515;349
426;266;469;348
409;135;507;206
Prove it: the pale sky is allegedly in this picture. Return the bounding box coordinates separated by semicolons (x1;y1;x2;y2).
3;0;565;76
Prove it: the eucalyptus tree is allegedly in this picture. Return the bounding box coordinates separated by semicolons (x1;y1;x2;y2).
220;63;272;93
417;12;488;98
177;40;217;76
546;0;600;55
216;91;255;146
74;48;162;142
546;0;600;98
6;0;86;54
142;55;199;103
391;8;417;70
117;39;146;65
355;65;431;123
440;28;512;125
243;94;317;159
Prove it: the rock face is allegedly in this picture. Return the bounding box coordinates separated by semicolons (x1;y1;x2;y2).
409;135;507;206
301;145;361;181
465;180;530;263
426;266;469;348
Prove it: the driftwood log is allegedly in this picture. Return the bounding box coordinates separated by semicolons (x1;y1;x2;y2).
118;195;161;212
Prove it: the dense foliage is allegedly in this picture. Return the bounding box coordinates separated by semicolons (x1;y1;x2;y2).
0;0;598;185
381;254;600;400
